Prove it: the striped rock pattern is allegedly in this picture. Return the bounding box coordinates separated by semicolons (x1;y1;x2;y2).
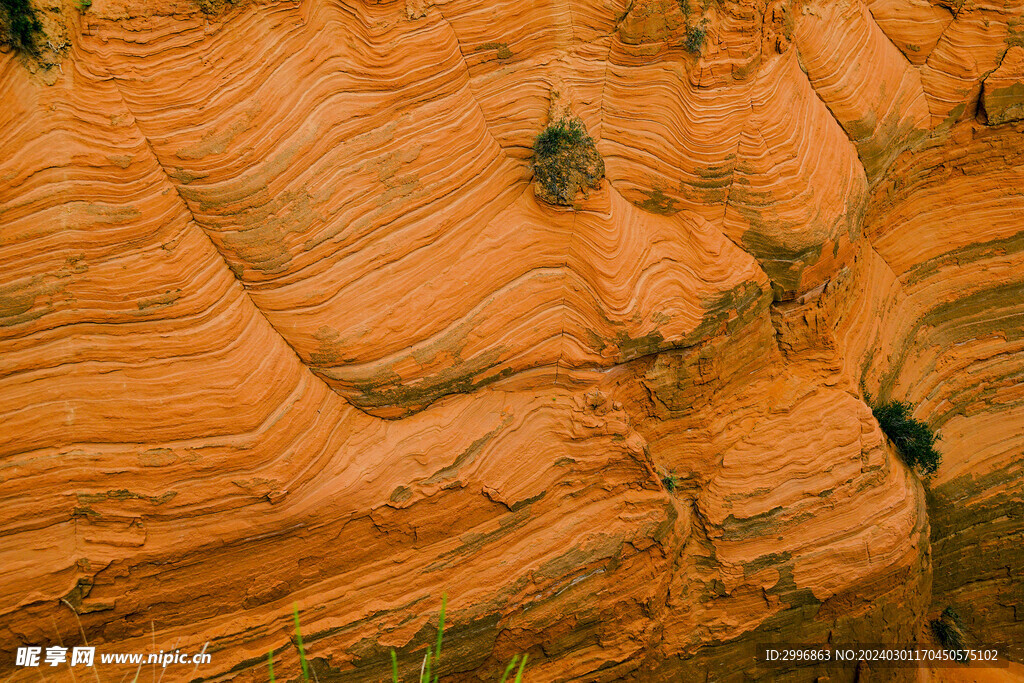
1;0;1022;680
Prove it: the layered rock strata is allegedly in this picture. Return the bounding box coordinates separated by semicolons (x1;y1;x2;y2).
1;0;1022;680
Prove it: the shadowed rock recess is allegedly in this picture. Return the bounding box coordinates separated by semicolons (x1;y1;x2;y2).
1;0;1022;681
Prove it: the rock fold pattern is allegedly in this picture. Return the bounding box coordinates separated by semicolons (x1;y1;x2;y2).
1;0;1022;680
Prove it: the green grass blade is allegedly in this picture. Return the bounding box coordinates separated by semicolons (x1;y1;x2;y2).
293;602;310;681
513;654;528;683
498;655;520;683
391;649;399;683
434;593;446;681
268;649;275;682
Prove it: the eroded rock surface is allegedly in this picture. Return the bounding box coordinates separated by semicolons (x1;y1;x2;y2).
1;0;1022;680
983;46;1024;125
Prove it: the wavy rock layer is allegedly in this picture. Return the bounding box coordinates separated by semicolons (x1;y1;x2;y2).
1;0;1022;680
863;120;1024;662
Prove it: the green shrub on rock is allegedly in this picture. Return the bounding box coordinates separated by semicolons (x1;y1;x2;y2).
532;115;605;206
869;398;942;476
684;20;708;55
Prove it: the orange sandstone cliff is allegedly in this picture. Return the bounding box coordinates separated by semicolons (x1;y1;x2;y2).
1;0;1022;680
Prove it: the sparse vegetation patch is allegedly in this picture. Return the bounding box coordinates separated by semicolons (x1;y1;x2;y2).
532;115;604;206
869;397;942;476
273;597;529;682
0;0;43;55
684;19;708;55
193;0;244;15
931;607;968;653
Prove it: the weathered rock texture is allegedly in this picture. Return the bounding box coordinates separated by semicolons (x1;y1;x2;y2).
0;0;1021;681
983;45;1024;124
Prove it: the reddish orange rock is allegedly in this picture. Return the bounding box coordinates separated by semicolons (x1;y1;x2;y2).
0;0;1022;681
983;46;1024;125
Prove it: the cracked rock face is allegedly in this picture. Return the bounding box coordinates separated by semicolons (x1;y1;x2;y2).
1;0;1023;680
983;45;1024;125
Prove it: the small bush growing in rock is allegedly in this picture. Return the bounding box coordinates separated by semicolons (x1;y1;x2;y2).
869;398;941;475
534;117;588;157
0;0;43;55
684;20;708;55
532;115;604;206
931;607;967;653
661;470;679;493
